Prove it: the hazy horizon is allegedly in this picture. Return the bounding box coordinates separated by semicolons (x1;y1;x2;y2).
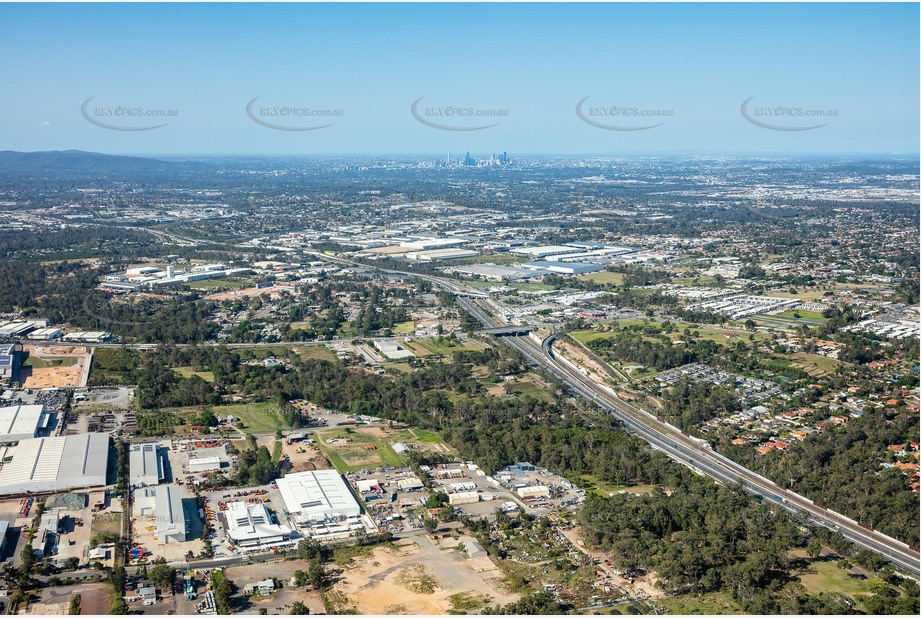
1;2;918;155
4;149;920;159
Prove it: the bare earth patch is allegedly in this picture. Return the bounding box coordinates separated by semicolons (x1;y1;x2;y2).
396;564;440;594
332;536;519;614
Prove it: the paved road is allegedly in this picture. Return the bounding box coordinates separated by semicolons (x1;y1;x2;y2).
455;295;921;578
86;339;335;350
297;249;920;577
86;238;920;577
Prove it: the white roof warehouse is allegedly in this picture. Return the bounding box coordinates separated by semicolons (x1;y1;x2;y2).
0;404;46;443
155;484;188;544
0;433;109;496
276;470;361;524
129;443;164;487
225;500;294;551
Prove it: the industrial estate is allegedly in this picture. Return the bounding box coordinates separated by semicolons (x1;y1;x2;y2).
0;148;917;616
0;3;918;613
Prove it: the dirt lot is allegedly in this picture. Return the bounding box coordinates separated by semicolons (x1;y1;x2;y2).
224;560;325;614
274;438;332;473
72;387;133;409
330;534;518;614
30;582;111;615
19;345;92;388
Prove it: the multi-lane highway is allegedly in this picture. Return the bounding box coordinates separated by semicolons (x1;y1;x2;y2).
107;244;917;576
301;254;919;575
454;295;920;577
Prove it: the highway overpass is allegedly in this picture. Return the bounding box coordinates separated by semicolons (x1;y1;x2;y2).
455;295;920;577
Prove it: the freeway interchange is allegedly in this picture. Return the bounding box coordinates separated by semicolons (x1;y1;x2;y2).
302;251;919;577
450;293;921;578
130;246;919;577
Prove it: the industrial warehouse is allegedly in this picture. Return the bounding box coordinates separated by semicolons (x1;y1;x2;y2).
0;433;110;496
0;404;48;443
224;500;294;552
129;443;164;487
0;343;19;383
155;484;188;544
276;470;362;525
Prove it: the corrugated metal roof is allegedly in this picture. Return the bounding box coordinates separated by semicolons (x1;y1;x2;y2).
276;470;361;520
0;404;44;439
155;485;187;537
130;443;162;485
0;433;109;491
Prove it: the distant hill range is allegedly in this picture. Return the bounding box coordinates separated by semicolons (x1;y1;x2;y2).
0;150;177;174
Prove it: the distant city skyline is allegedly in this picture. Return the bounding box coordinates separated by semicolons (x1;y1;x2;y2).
0;2;918;155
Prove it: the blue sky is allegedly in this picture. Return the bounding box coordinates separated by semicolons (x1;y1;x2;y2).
0;2;917;155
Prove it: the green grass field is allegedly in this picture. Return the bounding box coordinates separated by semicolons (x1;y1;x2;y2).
657;592;743;615
506;379;555;402
767;289;834;302
392;320;416;334
571;322;771;346
797;559;872;597
578;474;628;496
775;309;828;322
624;365;658;380
569;329;615;344
787;352;841;375
381;427;445;448
173;366;215;382
768;283;892;302
22;354;77;368
297;345;337;362
213;402;290;433
316;428;406;472
400;340;433;356
234;344;336;363
186;278;250;290
411;428;443;443
579;475;658;497
674;276;719;287
576;271;625;285
415;337;482;356
510;282;558;292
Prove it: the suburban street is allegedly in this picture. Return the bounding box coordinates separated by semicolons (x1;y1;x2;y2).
454;293;921;578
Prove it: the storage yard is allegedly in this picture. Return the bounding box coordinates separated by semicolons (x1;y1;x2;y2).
345;467;430;535
0;491;120;569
